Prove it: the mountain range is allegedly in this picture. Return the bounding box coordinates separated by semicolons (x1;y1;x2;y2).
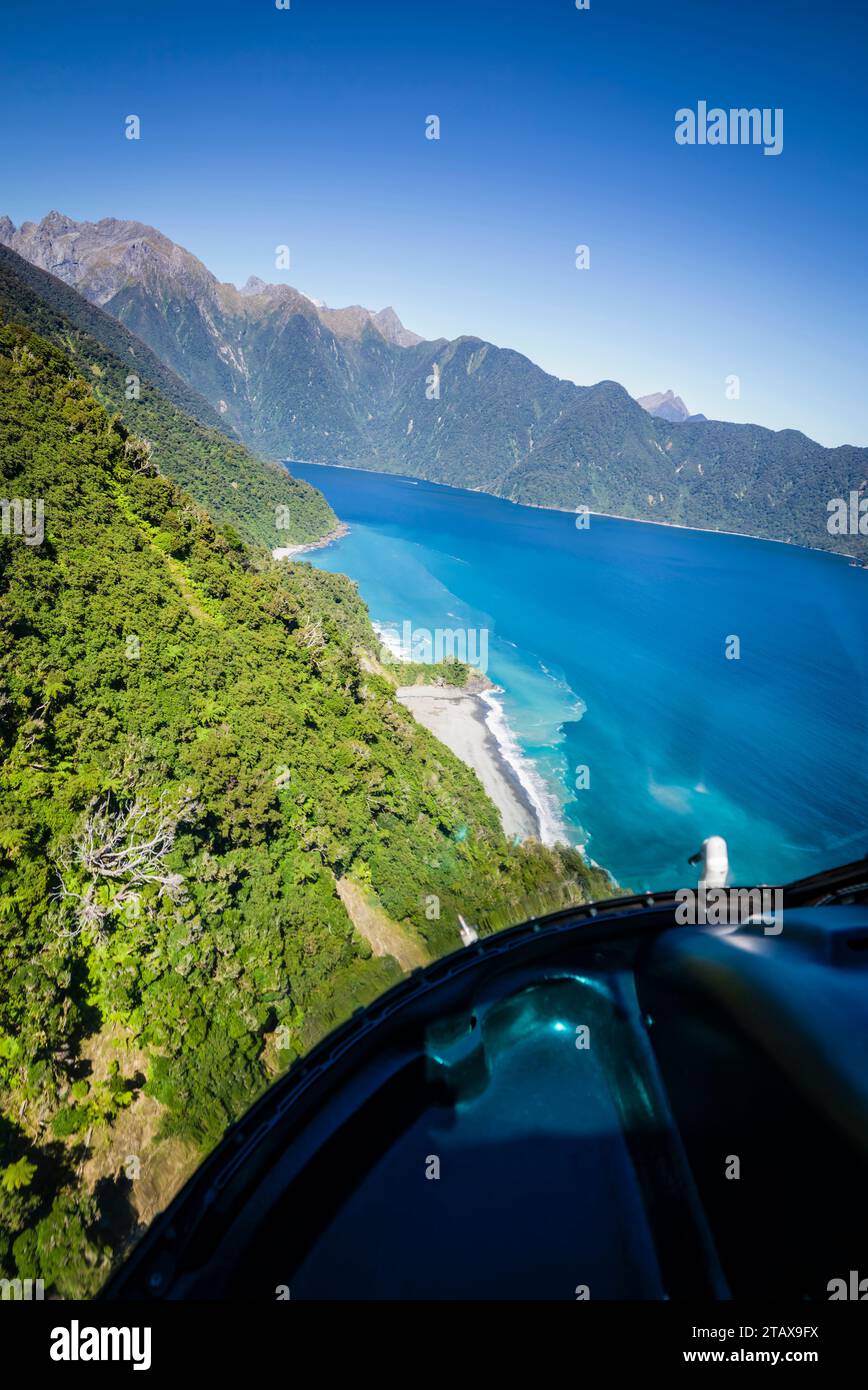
2;212;865;559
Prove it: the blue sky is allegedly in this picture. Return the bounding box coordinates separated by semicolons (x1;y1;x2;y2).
1;0;865;445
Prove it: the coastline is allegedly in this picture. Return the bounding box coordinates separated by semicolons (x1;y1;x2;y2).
287;492;604;866
289;459;864;892
396;683;567;847
477;689;570;847
271;520;350;560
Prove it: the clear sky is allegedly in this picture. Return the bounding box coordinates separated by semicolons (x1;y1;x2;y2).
1;0;865;446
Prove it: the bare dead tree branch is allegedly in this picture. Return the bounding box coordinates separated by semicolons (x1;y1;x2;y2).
53;789;198;939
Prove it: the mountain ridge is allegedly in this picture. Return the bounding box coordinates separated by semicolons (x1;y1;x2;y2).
3;212;865;560
0;241;337;549
0;212;422;346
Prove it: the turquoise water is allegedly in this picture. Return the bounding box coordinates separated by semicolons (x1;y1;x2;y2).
293;463;868;891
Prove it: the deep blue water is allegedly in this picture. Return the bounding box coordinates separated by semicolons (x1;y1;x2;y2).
293;462;868;891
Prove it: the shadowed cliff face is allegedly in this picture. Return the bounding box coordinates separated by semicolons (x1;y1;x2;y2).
3;212;867;560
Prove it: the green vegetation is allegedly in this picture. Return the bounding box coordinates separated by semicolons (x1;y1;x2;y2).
497;381;868;561
0;244;337;551
388;657;479;688
0;324;612;1295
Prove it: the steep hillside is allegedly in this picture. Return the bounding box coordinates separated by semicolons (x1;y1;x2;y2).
501;385;868;556
0;244;336;550
0;324;609;1295
0;213;422;453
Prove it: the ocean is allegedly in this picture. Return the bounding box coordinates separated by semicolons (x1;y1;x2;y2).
292;462;868;892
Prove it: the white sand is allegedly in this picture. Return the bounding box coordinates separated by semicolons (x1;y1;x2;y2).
396;685;540;842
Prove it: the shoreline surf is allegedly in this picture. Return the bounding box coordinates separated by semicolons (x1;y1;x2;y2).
395;684;546;845
375;622;572;849
478;688;571;848
293;460;868;890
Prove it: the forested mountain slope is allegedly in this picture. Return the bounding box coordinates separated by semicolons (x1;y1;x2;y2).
0;324;608;1294
0;244;336;551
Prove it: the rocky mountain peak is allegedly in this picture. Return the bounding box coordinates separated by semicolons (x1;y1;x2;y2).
372;306;423;348
0;211;425;348
240;275;268;297
636;389;692;423
0;211;215;307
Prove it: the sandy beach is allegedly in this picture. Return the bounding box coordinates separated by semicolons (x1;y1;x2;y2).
396;684;541;842
271;521;349;560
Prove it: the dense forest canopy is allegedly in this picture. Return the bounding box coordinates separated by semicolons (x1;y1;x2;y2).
0;323;611;1295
